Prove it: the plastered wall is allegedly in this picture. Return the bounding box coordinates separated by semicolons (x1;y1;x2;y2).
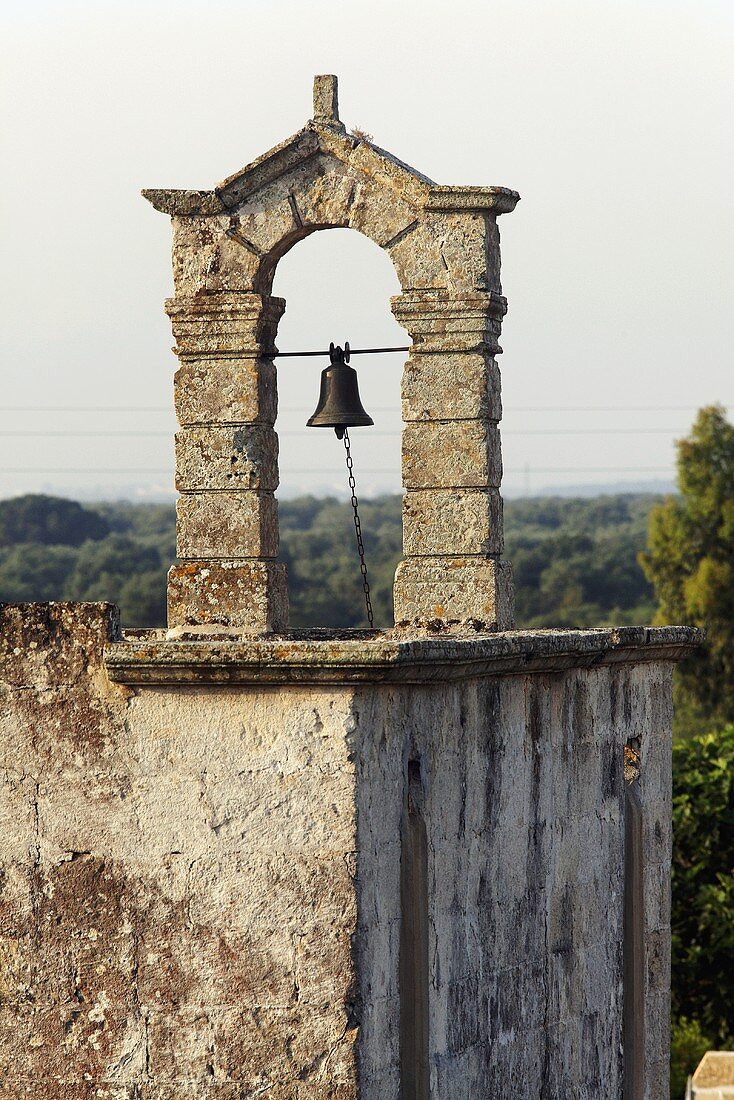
0;603;677;1097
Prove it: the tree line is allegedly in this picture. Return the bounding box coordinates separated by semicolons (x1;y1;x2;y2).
0;490;658;632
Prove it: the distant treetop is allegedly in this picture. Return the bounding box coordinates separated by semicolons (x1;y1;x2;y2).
0;494;110;548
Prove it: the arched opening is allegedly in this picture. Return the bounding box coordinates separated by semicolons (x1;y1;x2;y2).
270;228;407;629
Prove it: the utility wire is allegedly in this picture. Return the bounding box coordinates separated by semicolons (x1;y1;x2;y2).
0;466;676;476
0;428;706;438
0;404;731;414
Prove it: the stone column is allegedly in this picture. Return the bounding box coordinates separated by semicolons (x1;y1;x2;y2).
166;291;289;632
391;290;514;629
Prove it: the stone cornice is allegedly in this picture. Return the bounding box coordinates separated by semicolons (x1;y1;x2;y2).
426;186;521;214
141;189;225;216
104;626;703;687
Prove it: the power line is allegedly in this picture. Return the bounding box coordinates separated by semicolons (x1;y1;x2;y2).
0;428;698;438
0;404;731;414
0;466;676;476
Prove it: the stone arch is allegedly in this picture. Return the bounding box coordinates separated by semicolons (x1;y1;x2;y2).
144;75;519;634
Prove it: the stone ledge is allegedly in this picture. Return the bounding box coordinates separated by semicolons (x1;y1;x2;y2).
426;185;521;214
142;188;225;216
104;626;703;686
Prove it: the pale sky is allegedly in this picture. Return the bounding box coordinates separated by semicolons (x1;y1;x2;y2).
2;0;733;500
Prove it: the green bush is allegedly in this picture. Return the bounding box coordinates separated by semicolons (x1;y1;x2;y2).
672;726;734;1047
670;1015;713;1099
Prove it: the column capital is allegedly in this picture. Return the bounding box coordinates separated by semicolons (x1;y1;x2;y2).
391;290;507;354
166;292;286;359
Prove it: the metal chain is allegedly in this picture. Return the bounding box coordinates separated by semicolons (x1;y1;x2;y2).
343;429;374;629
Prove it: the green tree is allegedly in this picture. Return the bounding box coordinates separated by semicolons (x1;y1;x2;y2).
0;543;77;602
118;570;168;627
64;535;161;604
0;494;109;547
671;727;734;1051
641;406;734;733
279;495;402;628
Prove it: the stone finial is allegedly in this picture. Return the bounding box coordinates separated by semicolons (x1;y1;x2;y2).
312;74;343;130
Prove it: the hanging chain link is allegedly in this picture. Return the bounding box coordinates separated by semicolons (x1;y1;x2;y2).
343;429;374;629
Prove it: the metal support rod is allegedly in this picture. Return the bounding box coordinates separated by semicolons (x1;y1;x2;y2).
273;345;410;358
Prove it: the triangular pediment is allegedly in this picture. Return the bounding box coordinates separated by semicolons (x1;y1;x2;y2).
144;122;437;216
143;76;519;220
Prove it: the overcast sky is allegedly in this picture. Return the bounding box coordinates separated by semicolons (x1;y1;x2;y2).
2;0;733;500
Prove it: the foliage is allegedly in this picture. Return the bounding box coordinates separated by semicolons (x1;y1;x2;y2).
0;494;109;547
670;1015;714;1099
0;500;172;626
0;491;659;629
0;543;78;602
62;535;166;628
641;406;734;734
279;495;401;628
507;494;657;627
671;726;734;1048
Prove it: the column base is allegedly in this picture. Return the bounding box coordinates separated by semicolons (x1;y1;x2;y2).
393;557;514;630
167;560;288;632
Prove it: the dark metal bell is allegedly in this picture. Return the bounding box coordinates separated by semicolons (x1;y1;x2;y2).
307;342;374;439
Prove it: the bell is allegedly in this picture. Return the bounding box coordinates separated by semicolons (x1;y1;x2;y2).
307;342;374;439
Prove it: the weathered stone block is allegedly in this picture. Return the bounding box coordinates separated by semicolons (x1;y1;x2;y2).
229;188;299;259
393;556;514;628
233;154;353;267
174;357;276;427
176;492;278;560
440;212;503;295
386;219;447;292
348;139;430;207
175;426;278;492
167;561;288;631
401;352;502;422
296;164;357;228
171;215;260;296
216;128;321;208
348;175;419;248
403;489;503;556
387;213;501;295
402;420;502;489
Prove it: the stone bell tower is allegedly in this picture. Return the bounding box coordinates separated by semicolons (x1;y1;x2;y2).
143;73;517;635
0;77;699;1098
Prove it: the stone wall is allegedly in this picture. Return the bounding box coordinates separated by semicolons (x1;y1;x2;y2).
0;602;698;1097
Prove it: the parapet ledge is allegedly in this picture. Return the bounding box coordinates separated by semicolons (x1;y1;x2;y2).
104;626;703;687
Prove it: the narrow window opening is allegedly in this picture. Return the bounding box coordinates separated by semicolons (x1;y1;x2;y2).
400;755;429;1100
